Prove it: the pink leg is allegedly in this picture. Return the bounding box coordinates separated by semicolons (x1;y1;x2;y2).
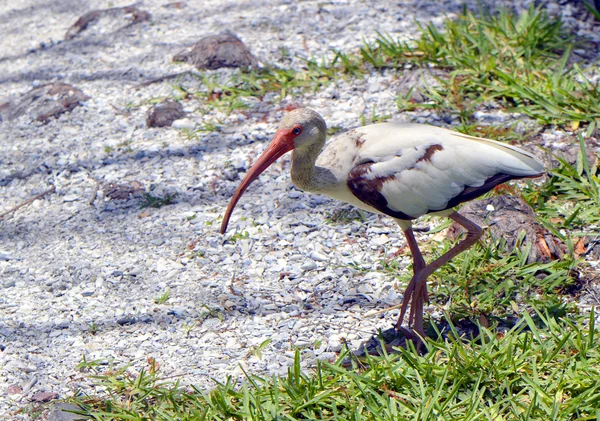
396;212;483;337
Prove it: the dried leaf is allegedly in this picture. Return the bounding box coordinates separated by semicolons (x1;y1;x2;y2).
574;237;587;258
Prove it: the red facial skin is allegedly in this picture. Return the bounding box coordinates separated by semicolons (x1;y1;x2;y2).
220;126;302;234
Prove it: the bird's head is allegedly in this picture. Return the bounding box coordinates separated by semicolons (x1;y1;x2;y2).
220;108;327;234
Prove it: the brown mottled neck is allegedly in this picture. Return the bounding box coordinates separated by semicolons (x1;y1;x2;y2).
290;138;337;193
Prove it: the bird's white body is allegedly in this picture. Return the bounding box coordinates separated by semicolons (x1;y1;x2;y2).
221;109;545;339
294;122;543;227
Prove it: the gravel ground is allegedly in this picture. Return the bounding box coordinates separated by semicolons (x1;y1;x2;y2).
1;0;599;418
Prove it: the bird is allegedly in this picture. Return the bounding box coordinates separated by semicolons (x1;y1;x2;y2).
220;108;544;340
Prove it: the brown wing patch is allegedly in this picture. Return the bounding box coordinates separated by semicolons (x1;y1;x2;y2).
346;129;367;148
417;144;443;164
347;162;415;220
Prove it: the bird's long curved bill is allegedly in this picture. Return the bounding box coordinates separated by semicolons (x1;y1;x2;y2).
220;132;293;234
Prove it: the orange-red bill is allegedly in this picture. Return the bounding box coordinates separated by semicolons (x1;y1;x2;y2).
220;131;294;234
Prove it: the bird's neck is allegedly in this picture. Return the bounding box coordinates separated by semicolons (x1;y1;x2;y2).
290;147;337;193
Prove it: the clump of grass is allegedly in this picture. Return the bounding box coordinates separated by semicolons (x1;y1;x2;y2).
381;234;578;326
360;6;600;125
139;191;176;209
523;132;600;235
72;311;599;420
188;59;341;115
456;122;539;143
154;289;170;304
324;207;366;225
168;7;598;131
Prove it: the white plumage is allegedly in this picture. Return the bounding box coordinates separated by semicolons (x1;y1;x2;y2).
315;123;543;219
221;108;544;342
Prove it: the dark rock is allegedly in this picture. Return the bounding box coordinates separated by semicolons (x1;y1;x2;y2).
7;384;22;394
167;307;186;318
541;142;599;172
56;320;70;329
139;315;153;323
66;5;151;40
448;195;565;263
46;402;87;421
1;83;90;123
173;31;258;70
117;316;137;325
31;391;59;402
146;100;185;128
102;181;143;200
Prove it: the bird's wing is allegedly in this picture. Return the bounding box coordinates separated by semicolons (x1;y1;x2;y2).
346;123;544;219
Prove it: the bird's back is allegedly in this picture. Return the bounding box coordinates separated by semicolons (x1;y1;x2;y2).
353;123;543;175
326;122;544;219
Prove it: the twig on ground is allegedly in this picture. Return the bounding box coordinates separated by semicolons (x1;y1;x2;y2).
136;71;193;87
365;303;403;317
0;185;56;219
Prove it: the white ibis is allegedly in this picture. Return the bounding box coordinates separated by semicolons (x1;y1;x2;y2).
221;108;544;339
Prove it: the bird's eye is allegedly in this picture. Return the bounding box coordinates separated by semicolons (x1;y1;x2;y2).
292;127;302;135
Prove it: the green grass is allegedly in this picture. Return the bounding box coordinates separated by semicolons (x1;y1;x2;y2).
139;192;176;209
324;207;366;225
166;5;600;141
524;133;600;234
154;289;170;305
360;5;600;125
381;233;578;327
71;311;600;420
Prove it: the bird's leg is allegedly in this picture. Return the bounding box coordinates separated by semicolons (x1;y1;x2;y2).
405;228;426;275
397;228;427;337
396;212;483;337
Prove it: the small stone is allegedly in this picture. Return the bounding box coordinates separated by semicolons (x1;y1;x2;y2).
1;83;90;123
23;376;38;392
7;384;22;394
474;110;507;123
23;365;37;373
62;194;79;202
309;251;328;262
168;307;186;318
117;316;137;325
82;290;94;297
171;118;196;130
301;261;317;271
103;182;143;201
46;403;84;421
31;391;59;403
173;31;258;70
146;100;185;128
139;315;153;323
55;320;70;329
